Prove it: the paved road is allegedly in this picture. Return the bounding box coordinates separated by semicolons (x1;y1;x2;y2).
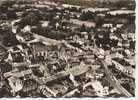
100;59;133;97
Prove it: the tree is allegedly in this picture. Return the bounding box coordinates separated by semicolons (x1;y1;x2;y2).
3;31;19;47
0;0;15;13
80;24;87;32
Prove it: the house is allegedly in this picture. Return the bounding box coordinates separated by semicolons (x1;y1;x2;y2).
41;21;49;27
16;32;34;42
8;76;23;93
30;42;49;56
0;46;6;61
102;23;113;28
22;25;31;33
22;79;38;92
82;8;109;13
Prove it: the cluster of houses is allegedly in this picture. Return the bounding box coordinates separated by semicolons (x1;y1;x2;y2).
0;0;135;97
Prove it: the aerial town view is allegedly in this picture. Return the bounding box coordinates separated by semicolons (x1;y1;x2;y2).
0;0;136;97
